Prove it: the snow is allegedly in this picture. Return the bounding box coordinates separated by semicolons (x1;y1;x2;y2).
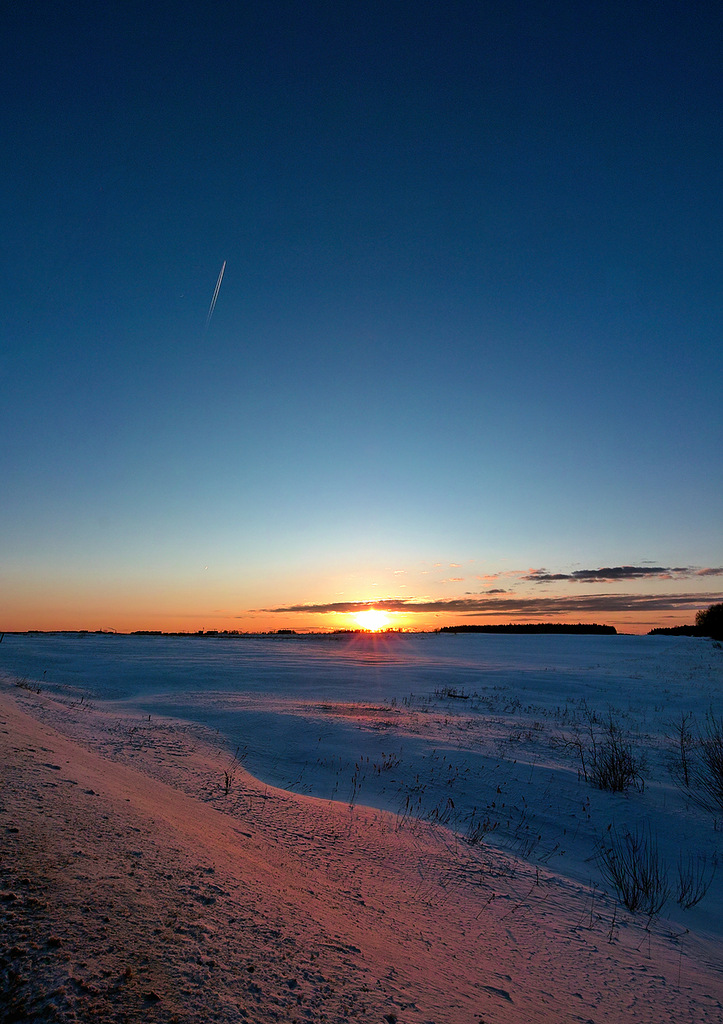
1;631;722;1021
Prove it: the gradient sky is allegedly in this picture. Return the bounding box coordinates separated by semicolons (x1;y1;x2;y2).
2;1;721;634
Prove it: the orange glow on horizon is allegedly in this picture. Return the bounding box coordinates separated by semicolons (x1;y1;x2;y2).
0;579;711;637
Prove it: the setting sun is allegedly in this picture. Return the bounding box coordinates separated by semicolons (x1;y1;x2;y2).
354;608;391;631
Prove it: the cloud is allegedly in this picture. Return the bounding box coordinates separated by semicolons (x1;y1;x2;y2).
261;600;409;615
696;567;723;577
523;565;701;584
260;592;723;617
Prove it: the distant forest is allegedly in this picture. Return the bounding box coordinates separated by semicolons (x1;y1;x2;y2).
648;625;700;637
649;603;723;641
438;623;617;635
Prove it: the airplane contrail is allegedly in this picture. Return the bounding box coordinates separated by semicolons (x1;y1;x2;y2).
204;260;226;332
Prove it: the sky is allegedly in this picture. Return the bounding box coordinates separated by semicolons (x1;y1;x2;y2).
1;1;721;635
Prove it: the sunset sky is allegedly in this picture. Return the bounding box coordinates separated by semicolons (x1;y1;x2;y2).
2;1;721;634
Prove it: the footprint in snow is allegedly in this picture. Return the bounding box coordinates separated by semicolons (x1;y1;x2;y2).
481;985;513;1002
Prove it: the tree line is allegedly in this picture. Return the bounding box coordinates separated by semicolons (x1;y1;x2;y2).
649;602;723;641
438;623;617;635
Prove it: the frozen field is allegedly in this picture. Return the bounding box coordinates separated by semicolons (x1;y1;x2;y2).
3;631;722;936
2;630;723;1022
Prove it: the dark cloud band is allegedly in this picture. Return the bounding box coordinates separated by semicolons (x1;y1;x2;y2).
523;566;723;583
261;592;723;616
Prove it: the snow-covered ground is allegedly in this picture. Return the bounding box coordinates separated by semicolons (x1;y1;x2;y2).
1;631;722;1021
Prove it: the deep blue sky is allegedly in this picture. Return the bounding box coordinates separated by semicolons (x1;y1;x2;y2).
2;1;721;632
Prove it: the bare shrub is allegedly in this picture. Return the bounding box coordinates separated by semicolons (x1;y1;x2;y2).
589;724;645;792
688;711;723;813
563;705;644;793
675;852;717;909
672;710;723;813
668;711;695;788
598;827;716;916
596;825;670;918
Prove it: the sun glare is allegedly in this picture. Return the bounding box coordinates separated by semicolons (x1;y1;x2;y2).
354;608;390;631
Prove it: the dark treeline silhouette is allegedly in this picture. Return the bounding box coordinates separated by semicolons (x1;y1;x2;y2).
438;623;617;635
650;602;723;641
648;625;699;637
696;602;723;640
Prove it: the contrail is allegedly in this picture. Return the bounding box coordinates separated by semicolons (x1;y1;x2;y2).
204;260;226;332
